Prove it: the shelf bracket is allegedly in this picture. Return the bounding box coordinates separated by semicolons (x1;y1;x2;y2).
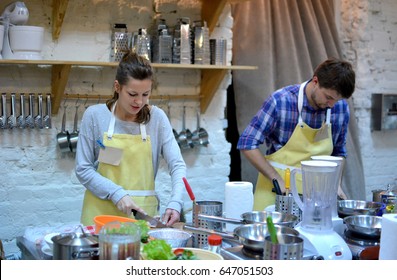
51;64;71;114
52;0;69;40
200;68;229;113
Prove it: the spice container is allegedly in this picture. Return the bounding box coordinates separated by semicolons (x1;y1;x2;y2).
206;234;222;254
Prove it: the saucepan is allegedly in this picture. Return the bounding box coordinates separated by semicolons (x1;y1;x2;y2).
56;103;70;152
182;223;299;252
198;211;298;228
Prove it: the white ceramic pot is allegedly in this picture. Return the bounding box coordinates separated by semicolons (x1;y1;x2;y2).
9;25;44;59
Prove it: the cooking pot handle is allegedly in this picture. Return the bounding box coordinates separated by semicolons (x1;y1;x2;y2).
72;247;99;260
197;214;242;224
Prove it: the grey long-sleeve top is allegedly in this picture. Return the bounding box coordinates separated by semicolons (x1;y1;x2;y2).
75;104;186;213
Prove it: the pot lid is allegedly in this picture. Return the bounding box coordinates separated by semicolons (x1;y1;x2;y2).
52;232;98;246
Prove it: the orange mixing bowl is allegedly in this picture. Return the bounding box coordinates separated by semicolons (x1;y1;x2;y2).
93;215;137;234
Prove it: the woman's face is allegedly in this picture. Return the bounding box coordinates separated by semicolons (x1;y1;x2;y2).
114;77;152;121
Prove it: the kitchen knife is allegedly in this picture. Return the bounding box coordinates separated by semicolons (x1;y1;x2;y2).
131;209;167;228
272;178;283;195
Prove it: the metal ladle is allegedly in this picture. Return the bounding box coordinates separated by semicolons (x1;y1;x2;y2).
7;93;17;129
192;108;209;147
1;93;8;129
17;93;26;128
43;93;52;129
34;93;44;129
25;93;35;129
177;106;193;149
69;98;80;152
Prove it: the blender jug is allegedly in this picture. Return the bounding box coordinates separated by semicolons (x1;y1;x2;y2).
310;155;344;218
290;160;338;231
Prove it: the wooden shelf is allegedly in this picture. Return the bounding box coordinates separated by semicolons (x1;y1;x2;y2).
2;0;257;114
0;60;257;114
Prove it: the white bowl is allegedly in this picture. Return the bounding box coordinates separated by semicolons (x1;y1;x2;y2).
174;248;224;260
9;25;44;53
44;232;59;250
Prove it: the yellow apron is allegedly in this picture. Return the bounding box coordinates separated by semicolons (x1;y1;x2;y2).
81;103;158;226
254;80;333;210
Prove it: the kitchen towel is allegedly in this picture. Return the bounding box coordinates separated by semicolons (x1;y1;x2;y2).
224;181;254;232
379;213;397;260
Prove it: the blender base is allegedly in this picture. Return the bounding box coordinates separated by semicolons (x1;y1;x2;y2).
296;225;352;260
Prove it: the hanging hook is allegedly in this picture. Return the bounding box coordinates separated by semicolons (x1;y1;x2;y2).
84;94;89;109
63;94;68;108
75;94;80;107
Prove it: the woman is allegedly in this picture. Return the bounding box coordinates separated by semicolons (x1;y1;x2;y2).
75;51;186;226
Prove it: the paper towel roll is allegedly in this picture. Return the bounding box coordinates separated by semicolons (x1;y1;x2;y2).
379;214;397;260
224;181;254;232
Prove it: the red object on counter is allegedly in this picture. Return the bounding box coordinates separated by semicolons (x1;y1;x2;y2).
208;234;222;246
182;177;196;202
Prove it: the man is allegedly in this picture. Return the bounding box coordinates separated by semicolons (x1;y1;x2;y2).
237;58;355;210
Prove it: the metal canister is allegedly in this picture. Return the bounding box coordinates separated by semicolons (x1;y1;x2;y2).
381;189;397;213
192;201;223;248
110;23;130;62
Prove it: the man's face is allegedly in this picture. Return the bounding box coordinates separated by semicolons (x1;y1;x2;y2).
309;76;342;109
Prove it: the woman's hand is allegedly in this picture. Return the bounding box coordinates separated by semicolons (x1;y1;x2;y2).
162;208;180;226
116;195;146;215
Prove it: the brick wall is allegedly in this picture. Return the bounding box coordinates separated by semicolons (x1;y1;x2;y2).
337;0;397;199
0;0;231;256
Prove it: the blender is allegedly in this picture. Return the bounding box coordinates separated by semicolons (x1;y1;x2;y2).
290;160;352;260
311;155;345;236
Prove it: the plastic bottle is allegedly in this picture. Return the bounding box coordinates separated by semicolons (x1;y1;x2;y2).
207;234;222;254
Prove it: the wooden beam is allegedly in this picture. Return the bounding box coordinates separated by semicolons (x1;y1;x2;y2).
52;0;69;40
200;68;228;113
201;0;228;34
51;64;71;114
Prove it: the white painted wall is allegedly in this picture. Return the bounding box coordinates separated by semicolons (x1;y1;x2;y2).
0;0;232;256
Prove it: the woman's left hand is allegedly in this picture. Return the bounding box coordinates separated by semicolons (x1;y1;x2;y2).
162;208;180;226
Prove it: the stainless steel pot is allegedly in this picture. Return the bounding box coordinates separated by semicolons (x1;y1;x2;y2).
52;232;99;260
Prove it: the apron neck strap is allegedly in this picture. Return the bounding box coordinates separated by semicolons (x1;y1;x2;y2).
298;80;331;125
107;101;147;141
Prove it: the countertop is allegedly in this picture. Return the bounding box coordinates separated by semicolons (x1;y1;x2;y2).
16;236;52;260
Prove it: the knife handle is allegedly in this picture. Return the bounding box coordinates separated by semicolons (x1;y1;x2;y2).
272;178;283;195
183;177;196;201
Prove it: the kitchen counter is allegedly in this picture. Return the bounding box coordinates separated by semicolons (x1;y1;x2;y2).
16;236;52;260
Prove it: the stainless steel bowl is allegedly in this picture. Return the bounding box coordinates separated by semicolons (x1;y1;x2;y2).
148;228;192;248
337;200;383;217
343;215;382;238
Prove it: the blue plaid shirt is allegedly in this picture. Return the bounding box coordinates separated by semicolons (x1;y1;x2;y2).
237;83;350;157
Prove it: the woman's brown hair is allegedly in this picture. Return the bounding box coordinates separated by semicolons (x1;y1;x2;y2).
106;51;153;124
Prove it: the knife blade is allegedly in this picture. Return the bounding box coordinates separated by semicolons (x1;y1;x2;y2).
131;209;167;228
